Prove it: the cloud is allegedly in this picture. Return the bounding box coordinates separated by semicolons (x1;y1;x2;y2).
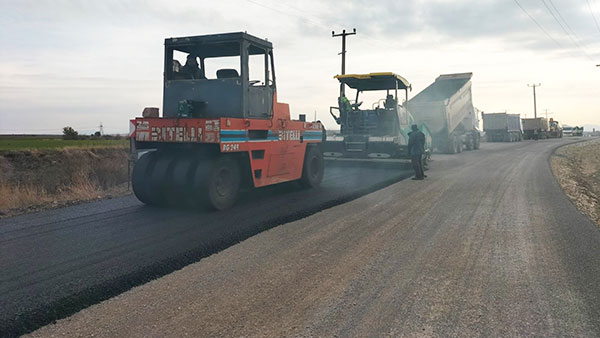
0;0;599;133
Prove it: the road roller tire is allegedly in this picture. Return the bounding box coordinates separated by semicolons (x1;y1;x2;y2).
194;155;241;211
168;155;197;207
147;154;176;206
132;151;157;205
300;145;324;188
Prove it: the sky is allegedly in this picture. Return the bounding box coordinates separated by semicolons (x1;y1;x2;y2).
1;0;599;134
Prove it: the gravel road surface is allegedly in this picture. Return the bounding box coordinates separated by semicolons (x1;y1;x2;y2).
11;139;600;337
0;164;412;337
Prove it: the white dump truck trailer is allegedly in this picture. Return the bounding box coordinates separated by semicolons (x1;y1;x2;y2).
406;73;480;153
522;117;549;140
483;112;522;142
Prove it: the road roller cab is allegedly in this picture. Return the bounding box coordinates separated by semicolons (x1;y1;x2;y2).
130;32;324;210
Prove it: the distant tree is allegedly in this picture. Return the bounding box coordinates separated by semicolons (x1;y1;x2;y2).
94;131;101;137
62;126;79;140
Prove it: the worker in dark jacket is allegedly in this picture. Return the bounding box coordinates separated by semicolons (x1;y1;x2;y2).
407;124;426;180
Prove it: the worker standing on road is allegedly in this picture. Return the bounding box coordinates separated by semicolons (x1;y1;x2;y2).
408;124;426;180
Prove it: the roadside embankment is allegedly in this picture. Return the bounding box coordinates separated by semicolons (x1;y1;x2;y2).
551;138;600;227
0;147;130;217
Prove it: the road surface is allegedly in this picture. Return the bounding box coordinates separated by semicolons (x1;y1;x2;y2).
5;139;600;337
0;164;412;337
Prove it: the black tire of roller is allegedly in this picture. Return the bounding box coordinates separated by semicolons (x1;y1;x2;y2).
147;153;177;206
132;151;157;205
193;155;241;211
474;134;480;149
300;145;324;188
168;155;197;207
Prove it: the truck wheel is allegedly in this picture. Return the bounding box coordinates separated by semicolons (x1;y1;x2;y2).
300;145;324;188
455;136;463;153
465;137;474;150
446;138;456;154
132;151;157;205
205;155;241;211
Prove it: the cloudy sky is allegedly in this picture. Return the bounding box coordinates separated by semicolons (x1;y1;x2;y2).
1;0;599;134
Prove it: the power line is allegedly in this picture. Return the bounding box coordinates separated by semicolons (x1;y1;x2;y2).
244;0;390;49
540;0;593;60
587;0;600;34
513;0;564;48
547;0;578;38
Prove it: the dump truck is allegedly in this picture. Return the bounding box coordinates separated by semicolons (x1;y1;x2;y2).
406;73;480;153
129;32;324;210
548;118;563;138
323;72;432;163
482;112;522;142
522;117;549;140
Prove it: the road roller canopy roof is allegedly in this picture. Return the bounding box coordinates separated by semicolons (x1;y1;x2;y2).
334;72;411;91
165;32;272;58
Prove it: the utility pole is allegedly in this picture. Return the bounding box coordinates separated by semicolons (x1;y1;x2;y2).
332;28;356;96
528;83;541;118
543;109;554;120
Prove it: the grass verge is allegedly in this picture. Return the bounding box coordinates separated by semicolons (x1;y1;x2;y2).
0;147;130;217
0;137;128;150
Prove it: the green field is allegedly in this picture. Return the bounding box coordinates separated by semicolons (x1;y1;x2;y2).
0;137;129;150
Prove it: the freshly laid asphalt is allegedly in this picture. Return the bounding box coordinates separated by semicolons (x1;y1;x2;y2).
0;162;412;337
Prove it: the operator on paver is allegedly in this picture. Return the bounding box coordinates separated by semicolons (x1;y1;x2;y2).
335;94;352;124
407;124;426;180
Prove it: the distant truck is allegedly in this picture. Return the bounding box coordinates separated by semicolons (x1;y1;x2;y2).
522;117;549;140
564;125;584;137
563;125;573;137
482;112;522;142
407;73;480;153
548;118;563;138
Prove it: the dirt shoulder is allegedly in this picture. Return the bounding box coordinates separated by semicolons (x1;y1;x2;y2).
551;138;600;227
0;147;131;218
